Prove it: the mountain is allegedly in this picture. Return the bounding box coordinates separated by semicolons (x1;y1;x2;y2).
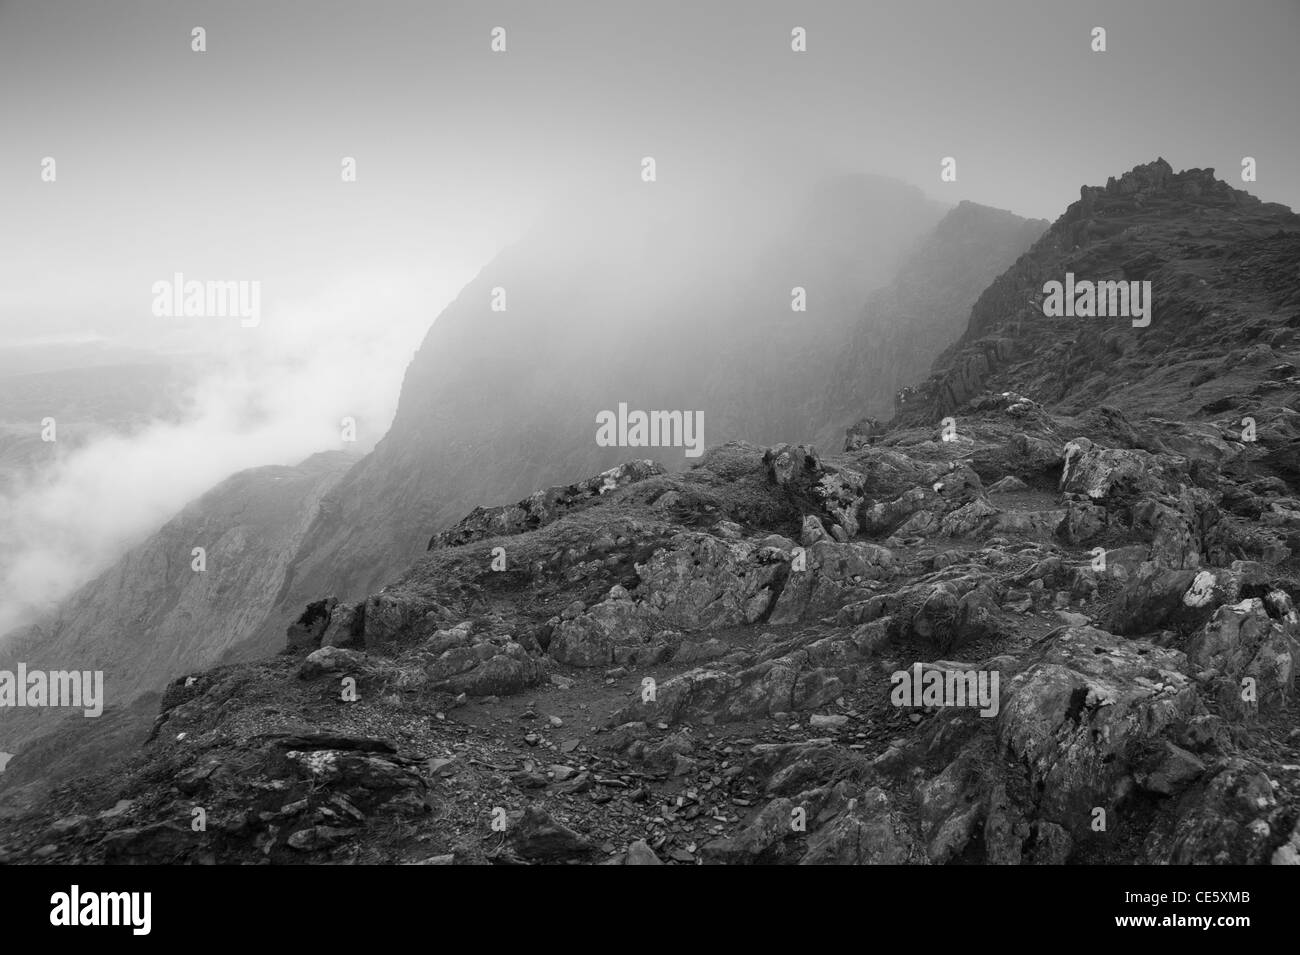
3;161;1298;866
897;158;1300;425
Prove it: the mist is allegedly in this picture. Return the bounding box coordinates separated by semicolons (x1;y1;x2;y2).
0;269;464;636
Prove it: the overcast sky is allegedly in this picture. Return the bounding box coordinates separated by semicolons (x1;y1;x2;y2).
1;0;1297;345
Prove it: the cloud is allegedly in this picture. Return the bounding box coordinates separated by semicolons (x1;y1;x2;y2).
0;267;465;637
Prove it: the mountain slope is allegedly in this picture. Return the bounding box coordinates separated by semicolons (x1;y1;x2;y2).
0;451;357;762
897;158;1300;426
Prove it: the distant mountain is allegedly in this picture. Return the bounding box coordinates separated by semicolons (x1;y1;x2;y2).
0;360;189;497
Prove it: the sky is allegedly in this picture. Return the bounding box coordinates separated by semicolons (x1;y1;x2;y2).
0;0;1297;632
2;0;1297;344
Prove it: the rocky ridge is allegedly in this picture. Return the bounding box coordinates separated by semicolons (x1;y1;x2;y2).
2;161;1298;865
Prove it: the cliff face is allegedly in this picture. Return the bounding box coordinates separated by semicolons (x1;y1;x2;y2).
0;451;356;757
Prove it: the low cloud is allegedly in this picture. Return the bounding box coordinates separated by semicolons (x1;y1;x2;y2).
0;268;463;638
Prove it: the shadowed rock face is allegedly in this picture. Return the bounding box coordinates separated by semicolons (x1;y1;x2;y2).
4;161;1299;866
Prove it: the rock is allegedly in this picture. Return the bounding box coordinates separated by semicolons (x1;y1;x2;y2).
430;460;666;549
625;839;664;865
763;444;821;487
673;638;729;664
299;645;368;680
509;805;594;860
1059;438;1168;502
700;797;797;864
1145;759;1282;864
1184;595;1299;712
801;515;830;545
987;476;1029;494
997;626;1205;838
799;787;914;864
428;640;546;696
809;713;849;728
287;825;353;851
285;596;339;651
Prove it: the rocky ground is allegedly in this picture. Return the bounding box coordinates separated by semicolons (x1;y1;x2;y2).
2;394;1298;865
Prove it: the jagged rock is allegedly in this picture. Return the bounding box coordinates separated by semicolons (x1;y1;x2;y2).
1145;759;1284;864
763;444;821;487
798;786;914;864
1106;562;1267;635
548;586;657;666
299;646;368;680
996;626;1205;838
508;805;594;860
1059;438;1169;502
768;540;893;624
801;515;830;545
286;596;339;651
1184;594;1298;713
428;640;546;696
634;532;788;630
625;839;663;865
430;460;666;549
987;476;1029;494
